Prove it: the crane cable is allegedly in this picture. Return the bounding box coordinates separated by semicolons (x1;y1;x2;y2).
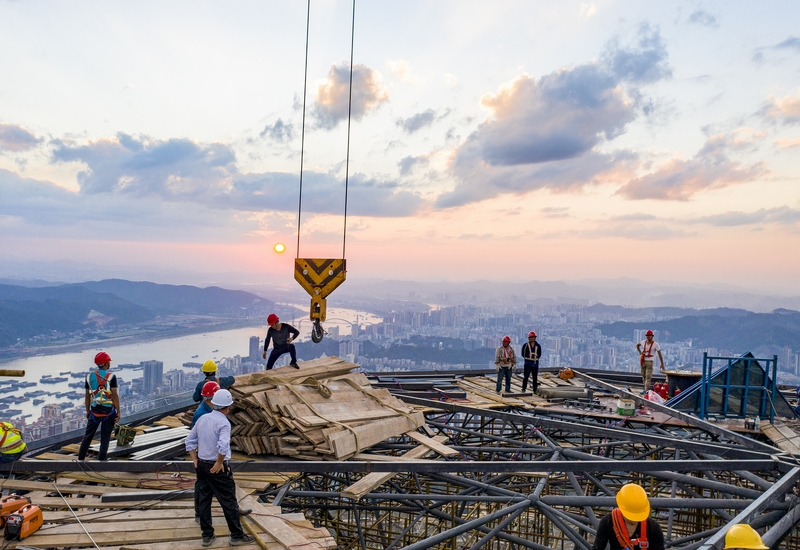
295;0;356;261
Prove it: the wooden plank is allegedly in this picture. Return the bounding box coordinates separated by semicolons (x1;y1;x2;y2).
236;487;315;550
341;437;446;501
761;423;800;454
326;412;425;459
0;479;174;495
404;430;459;457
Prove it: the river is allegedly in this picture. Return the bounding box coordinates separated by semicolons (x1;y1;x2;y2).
1;306;381;418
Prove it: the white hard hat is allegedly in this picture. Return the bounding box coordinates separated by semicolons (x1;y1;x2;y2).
210;389;233;408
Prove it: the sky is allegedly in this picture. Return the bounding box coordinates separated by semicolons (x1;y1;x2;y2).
1;1;799;292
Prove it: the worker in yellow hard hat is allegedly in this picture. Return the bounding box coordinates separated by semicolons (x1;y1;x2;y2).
192;360;235;403
592;483;664;550
724;524;768;550
0;421;27;463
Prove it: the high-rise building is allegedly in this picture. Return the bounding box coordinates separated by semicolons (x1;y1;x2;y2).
249;336;260;361
141;360;164;393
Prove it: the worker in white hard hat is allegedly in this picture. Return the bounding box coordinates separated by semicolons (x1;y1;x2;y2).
185;390;254;547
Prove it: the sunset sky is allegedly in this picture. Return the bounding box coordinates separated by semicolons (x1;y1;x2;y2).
1;1;799;291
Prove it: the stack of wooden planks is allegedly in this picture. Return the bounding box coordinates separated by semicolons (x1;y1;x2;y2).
223;356;425;460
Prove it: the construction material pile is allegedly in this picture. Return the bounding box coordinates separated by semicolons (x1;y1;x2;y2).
226;356;425;460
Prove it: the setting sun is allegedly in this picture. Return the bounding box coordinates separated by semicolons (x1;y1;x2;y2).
274;243;286;254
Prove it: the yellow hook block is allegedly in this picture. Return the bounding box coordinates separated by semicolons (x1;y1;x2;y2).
294;258;347;323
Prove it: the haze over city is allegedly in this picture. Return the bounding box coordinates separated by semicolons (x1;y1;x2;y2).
1;1;799;292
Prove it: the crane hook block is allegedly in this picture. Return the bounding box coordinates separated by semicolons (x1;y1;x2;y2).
294;259;347;329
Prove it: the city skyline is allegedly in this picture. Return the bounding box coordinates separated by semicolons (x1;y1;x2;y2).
1;2;800;290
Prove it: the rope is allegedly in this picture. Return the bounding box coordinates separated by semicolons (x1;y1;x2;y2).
341;0;356;261
53;480;101;550
296;0;311;259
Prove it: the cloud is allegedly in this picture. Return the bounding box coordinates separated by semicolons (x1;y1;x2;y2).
398;155;429;176
436;24;670;208
46;133;422;217
687;10;719;28
260;119;293;142
458;233;494;240
615;132;767;200
579;3;597;18
397;109;436;133
0;123;41;152
313;63;389;130
539;206;570;218
691;206;800;227
761;89;800;125
752;36;800;64
775;137;800;150
386;59;422;85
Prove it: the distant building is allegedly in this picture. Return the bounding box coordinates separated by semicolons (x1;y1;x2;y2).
249;336;260;361
141;360;164;393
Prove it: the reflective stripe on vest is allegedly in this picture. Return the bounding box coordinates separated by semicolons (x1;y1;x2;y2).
0;422;26;454
87;370;114;408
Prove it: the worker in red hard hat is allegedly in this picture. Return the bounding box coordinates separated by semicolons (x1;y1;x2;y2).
262;314;300;370
636;330;664;393
521;331;542;394
78;351;120;461
494;336;516;394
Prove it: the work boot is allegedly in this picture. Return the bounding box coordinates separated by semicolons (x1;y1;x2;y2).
238;507;252;516
202;534;216;547
290;361;300;369
231;534;256;546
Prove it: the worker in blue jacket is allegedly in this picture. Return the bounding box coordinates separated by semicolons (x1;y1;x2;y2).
192;360;235;403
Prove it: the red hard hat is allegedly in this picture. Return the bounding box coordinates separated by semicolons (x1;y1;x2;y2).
94;351;112;365
201;381;220;398
528;331;537;338
645;330;654;336
502;335;511;343
267;313;279;326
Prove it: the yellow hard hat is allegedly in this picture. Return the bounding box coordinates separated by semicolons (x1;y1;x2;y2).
724;524;768;550
616;484;650;522
201;360;218;373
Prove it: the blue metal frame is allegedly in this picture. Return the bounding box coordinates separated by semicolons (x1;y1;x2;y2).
699;352;779;422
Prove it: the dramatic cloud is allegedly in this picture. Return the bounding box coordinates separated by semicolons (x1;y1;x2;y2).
260;119;293;142
438;24;670;208
687;10;719;28
0;123;41;152
397;109;436;133
615;133;767;200
47;133;422;217
761;89;800;125
313;63;389;130
691;206;800;227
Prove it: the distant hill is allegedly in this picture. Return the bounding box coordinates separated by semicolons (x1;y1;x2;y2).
598;309;800;351
75;279;272;315
0;279;274;347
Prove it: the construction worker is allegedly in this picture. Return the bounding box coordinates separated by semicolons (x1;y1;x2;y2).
192;360;235;403
78;351;120;461
495;336;516;394
521;331;542;394
636;330;664;393
723;524;768;550
192;381;220;428
186;389;255;547
591;483;664;550
262;313;300;370
0;421;26;462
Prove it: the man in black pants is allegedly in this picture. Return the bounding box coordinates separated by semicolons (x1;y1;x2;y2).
521;331;542;394
78;351;120;461
185;389;255;547
262;313;300;369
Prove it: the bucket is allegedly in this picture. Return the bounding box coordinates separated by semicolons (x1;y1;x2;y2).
616;398;635;416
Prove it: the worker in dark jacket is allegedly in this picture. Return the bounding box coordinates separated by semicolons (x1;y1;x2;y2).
262;313;300;369
520;331;542;393
192;360;235;403
592;483;664;550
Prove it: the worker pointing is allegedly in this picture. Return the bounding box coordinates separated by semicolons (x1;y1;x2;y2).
192;360;234;403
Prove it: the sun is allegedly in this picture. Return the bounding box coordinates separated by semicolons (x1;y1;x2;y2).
273;243;286;254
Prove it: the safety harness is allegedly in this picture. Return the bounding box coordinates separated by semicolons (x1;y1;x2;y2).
612;508;648;550
87;370;115;421
640;339;655;367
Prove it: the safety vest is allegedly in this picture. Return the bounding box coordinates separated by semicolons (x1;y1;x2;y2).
0;421;26;455
87;369;114;409
612;508;649;549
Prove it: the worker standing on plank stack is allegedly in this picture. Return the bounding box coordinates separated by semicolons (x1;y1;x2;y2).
186;389;255;547
192;360;235;403
591;483;665;550
520;331;542;394
78;352;120;461
494;336;516;394
0;421;26;462
723;524;768;550
636;330;665;394
262;313;300;370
